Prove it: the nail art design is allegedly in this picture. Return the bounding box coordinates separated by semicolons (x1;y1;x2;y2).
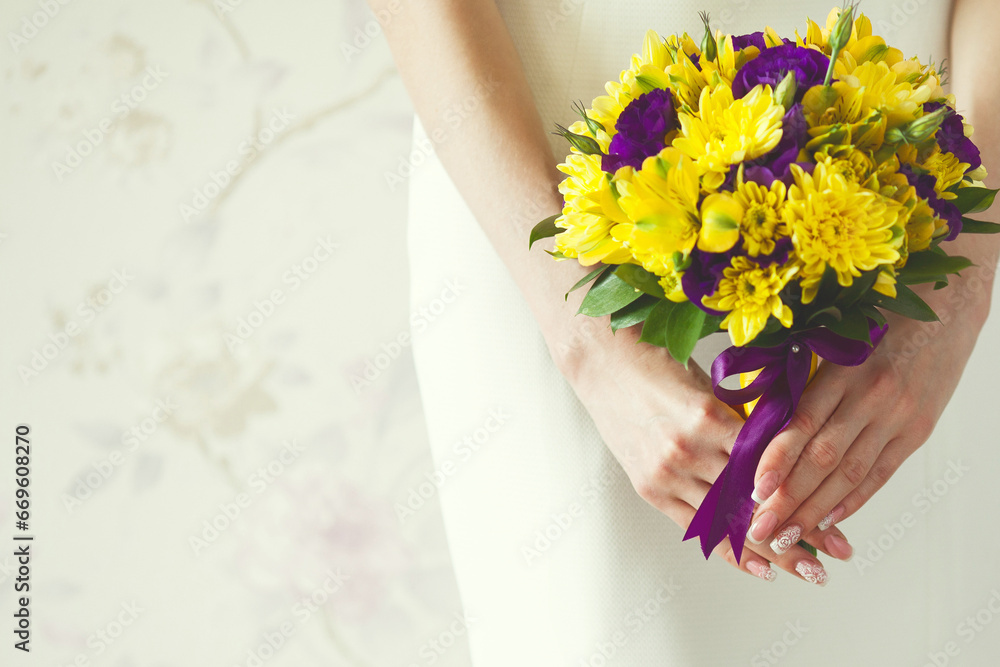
770;525;801;554
817;505;845;531
747;561;777;582
795;561;828;586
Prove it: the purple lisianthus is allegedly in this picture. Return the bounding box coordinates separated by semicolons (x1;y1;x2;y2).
732;44;830;101
901;164;963;240
731;32;767;52
602;88;678;172
925;101;982;170
681;249;734;315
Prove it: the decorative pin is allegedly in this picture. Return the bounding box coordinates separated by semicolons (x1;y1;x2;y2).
790;344;801;354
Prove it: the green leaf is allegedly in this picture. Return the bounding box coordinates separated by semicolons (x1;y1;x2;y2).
553;124;603;155
807;305;842;324
862;283;939;322
822;306;873;343
530;214;561;249
664;301;707;367
578;271;643;317
610;295;657;332
565;265;610;300
614;263;667;299
813;265;840;307
952;186;999;215
960;217;1000;234
699;313;725;339
639;299;678;347
798;540;817;557
934;279;949;290
858;303;887;327
834;270;879;308
898;251;972;284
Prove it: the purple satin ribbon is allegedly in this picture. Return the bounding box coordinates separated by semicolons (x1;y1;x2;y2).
683;321;888;563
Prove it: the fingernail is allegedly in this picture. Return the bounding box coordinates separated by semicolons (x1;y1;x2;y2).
747;561;777;582
770;524;802;554
824;534;853;561
747;511;778;544
751;471;779;504
795;561;829;586
817;505;845;531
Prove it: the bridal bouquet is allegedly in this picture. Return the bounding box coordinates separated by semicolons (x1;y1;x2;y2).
530;5;997;562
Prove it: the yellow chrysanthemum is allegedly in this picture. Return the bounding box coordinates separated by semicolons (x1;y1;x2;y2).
553;153;634;266
702;256;798;347
614;148;701;276
733;176;789;257
786;160;904;303
813;146;877;187
673;84;785;190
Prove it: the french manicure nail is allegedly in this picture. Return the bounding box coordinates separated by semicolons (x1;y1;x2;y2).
747;511;778;544
747;561;777;582
817;505;845;531
770;524;802;554
824;534;853;561
751;471;779;504
795;561;829;586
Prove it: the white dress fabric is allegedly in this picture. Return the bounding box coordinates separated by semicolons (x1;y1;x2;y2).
407;1;1000;664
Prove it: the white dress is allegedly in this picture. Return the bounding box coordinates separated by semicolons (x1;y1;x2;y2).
407;1;1000;664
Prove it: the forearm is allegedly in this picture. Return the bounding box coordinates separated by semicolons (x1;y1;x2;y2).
372;0;605;360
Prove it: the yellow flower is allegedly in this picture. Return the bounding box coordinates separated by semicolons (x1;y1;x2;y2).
830;61;932;130
732;175;789;257
786;160;904;303
657;261;689;303
673;84;785;190
702;256;798;347
698;193;743;252
553;153;634;265
614;148;701;276
921;148;967;198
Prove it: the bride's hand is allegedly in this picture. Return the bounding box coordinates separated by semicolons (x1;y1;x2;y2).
550;313;851;585
746;278;993;559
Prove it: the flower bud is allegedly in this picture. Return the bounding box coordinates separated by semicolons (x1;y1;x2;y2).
553;124;603;155
572;100;605;136
774;71;798;110
699;12;717;63
828;3;857;54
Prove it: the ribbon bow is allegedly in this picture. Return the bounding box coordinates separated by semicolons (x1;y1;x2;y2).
683;321;888;563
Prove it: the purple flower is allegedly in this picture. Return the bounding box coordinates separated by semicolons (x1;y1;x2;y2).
722;105;811;189
731;32;767;52
732;44;830;101
925;101;982;170
901;164;963;240
602;88;678;172
682;249;733;315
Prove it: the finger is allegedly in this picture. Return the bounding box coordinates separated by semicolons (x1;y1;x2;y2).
800;524;855;562
750;396;868;554
830;437;915;524
784;423;889;538
750;374;846;505
744;530;831;586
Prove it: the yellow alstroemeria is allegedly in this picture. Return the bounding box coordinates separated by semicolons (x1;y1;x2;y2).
698;193;743;252
673;83;784;191
702;256;799;347
614;148;701;276
553;154;635;266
